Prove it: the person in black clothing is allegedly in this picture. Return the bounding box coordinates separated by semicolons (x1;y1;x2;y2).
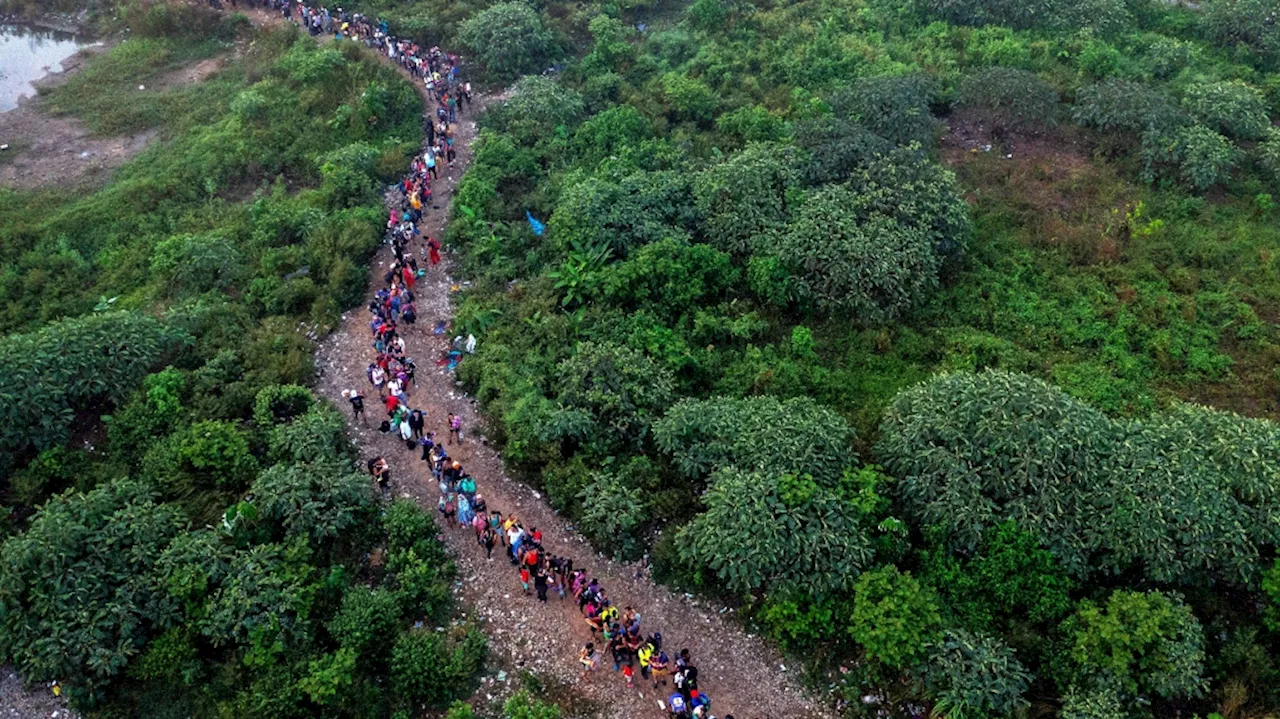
408;408;425;439
344;389;366;425
534;569;549;602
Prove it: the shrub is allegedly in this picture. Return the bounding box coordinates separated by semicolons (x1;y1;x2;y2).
922;629;1032;719
1202;0;1280;58
1063;590;1206;700
504;691;562;719
1141;124;1241;191
958;67;1059;127
661;72;718;123
771;188;941;323
268;405;350;463
832;74;938;147
253;384;315;428
1072;80;1185;133
877;370;1119;577
457;2;555;81
577;468;648;561
548;170;699;257
676;469;876;595
654;395;855;486
391;628;483;709
716;104;787;143
794;116;893;185
1141;36;1197;79
1258;128;1280;182
916;0;1132;32
694;142;799;254
879;370;1280;585
847;565;942;671
328;586;401;658
1180;80;1270;140
250;460;374;544
546;341;675;452
199;541;317;664
0;312;189;472
482;76;584;146
844;146;972;260
0;480;185;695
150;233;245;297
590;237;737;319
144;419;259;496
933;521;1076;628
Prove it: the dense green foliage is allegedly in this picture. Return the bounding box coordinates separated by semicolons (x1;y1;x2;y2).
10;0;1280;716
0;12;483;717
434;0;1280;715
880;370;1280;586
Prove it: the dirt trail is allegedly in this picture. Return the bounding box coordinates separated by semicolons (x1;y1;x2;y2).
235;10;837;718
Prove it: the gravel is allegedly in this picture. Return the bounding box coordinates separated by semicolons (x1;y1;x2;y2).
313;69;837;719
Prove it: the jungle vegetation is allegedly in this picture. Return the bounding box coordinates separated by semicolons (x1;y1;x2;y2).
0;3;486;717
403;0;1280;715
5;0;1280;717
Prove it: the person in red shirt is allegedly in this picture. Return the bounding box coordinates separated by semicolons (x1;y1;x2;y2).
385;394;399;414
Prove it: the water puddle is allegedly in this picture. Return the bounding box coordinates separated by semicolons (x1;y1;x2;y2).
0;24;95;112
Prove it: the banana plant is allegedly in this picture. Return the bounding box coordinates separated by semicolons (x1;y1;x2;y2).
548;242;612;308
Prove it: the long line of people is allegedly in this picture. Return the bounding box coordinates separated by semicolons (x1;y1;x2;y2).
216;2;737;716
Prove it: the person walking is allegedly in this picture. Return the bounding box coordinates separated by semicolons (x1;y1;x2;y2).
344;389;366;425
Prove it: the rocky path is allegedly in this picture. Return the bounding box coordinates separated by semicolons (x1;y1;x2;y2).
295;18;833;719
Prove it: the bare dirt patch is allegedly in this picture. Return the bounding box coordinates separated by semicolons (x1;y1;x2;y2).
941;106;1137;264
0;45;225;190
0;666;78;719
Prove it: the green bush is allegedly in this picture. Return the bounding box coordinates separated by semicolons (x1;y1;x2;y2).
268;405;350;463
457;2;555;81
548;170;699;256
1180;80;1270;140
676;470;878;595
1072;79;1185;133
1063;590;1206;700
545;341;675;452
916;0;1132;32
151;233;245;298
844;146;972;260
831;74;938;147
771;189;940;323
250;460;374;544
0;480;185;696
1202;0;1280;58
958;67;1060;127
391;628;484;709
328;586;401;658
847;565;942;672
654;395;856;486
879;371;1280;586
922;630;1032;719
577;467;649;561
253;384;316;428
482;76;585;146
0;312;189;472
1141;124;1241;191
694;142;799;254
661;71;719;123
794;116;893;185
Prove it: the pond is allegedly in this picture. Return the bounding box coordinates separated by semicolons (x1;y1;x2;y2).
0;24;95;113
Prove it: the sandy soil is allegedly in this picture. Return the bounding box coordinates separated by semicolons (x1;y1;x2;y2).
311;31;836;719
